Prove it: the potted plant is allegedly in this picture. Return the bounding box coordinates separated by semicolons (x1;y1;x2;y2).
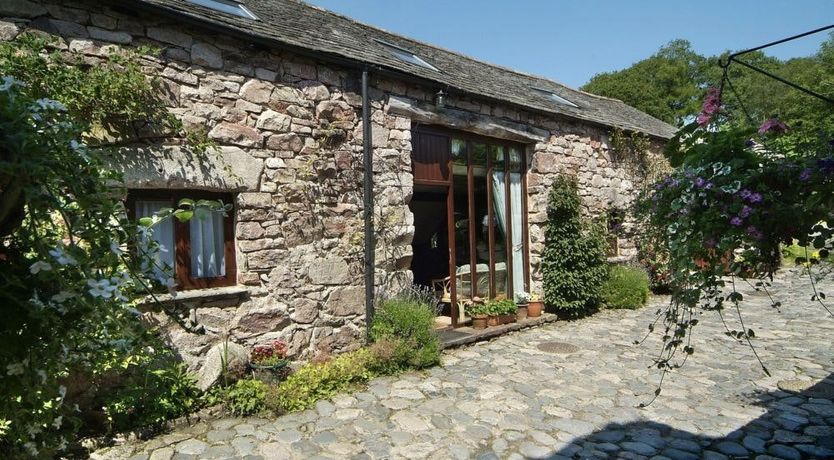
528;292;544;318
250;339;289;382
485;299;500;327
497;298;517;324
515;291;530;320
469;301;489;329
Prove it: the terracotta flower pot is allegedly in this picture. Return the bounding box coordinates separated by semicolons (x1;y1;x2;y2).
487;315;500;327
499;314;515;325
528;300;543;317
472;315;488;329
516;305;528;321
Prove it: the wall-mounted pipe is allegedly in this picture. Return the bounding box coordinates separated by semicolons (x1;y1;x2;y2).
361;68;375;340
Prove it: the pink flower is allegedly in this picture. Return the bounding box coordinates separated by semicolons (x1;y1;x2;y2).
757;118;789;135
696;88;722;126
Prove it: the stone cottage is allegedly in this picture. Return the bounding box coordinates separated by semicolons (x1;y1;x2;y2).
1;0;675;367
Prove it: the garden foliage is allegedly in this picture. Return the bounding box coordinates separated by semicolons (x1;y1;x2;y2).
369;296;441;370
0;34;210;456
541;176;609;315
601;265;650;310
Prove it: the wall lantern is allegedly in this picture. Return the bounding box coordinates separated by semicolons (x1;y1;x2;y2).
435;89;446;109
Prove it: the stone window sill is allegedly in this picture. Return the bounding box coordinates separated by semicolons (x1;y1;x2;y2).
607;256;631;264
139;285;249;308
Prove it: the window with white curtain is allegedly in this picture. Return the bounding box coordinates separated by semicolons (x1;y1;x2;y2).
131;191;235;290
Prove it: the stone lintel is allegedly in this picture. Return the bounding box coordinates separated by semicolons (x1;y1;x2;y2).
386;95;549;143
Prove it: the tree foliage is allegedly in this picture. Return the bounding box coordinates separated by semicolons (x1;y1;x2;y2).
582;34;834;138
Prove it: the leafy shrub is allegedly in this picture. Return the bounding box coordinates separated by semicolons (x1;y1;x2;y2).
99;353;201;433
224;379;268;416
370;297;441;369
601;265;651;310
541;176;609;316
266;349;377;413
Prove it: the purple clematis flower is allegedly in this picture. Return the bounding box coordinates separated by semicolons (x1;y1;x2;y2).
739;205;753;218
730;216;744;226
694;177;706;188
748;193;763;204
746;226;763;240
799;168;813;181
739;189;752;200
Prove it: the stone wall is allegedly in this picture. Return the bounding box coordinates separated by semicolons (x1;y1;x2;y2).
1;0;665;369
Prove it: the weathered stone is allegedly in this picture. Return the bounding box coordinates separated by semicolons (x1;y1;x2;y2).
256;110;292;132
284;61;316;80
147;26;193;48
196;342;249;391
88;26;131;44
290;298;318;324
108;145;263;192
191;42;223;69
31;17;87;37
237;222;265;239
240;79;274;104
266;133;303;152
308;257;349;285
316;100;355;122
325;286;364;316
208;122;264;148
0;0;47;18
235;303;289;335
0;20;20;41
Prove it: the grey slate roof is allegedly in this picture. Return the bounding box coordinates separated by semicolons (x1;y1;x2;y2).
132;0;677;139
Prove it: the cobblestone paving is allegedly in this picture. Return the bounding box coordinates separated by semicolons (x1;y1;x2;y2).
95;271;834;459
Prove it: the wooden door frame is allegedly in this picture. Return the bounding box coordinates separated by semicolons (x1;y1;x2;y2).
412;125;530;327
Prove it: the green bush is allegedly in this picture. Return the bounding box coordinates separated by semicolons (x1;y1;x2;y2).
541;176;609;316
266;349;377;413
224;379;268;416
601;265;651;309
100;356;201;433
370;297;441;369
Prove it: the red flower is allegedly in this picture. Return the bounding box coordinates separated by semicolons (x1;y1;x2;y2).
757;118;789;135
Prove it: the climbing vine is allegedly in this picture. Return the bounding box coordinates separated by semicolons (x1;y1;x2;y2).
637;86;833;401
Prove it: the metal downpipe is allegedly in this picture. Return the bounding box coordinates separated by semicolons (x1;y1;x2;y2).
361;68;375;341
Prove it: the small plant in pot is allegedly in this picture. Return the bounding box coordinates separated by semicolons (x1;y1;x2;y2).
469;301;489;329
250;339;289;383
528;292;544;318
515;291;530;320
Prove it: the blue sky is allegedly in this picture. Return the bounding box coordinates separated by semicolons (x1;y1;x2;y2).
307;1;834;89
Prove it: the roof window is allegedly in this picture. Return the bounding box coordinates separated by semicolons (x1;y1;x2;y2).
186;0;258;20
374;39;440;72
530;87;578;108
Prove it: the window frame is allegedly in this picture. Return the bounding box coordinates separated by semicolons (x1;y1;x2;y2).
127;189;237;290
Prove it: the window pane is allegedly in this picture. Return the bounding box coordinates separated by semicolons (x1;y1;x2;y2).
190;211;226;278
135;200;175;280
509;147;523;172
452;138;467;166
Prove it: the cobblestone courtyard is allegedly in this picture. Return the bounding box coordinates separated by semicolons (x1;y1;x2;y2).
95;271;834;459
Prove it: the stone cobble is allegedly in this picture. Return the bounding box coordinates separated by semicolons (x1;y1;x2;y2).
94;271;834;459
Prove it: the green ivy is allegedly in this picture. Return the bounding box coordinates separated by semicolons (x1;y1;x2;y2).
541;176;609;316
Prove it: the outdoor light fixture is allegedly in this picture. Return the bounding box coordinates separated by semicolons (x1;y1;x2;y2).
435;89;446;109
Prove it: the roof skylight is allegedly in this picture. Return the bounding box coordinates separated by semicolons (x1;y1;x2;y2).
530;87;578;108
186;0;258;20
374;39;440;72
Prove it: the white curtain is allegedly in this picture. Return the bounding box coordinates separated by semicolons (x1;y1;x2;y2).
190;212;226;278
509;172;525;295
136;200;175;278
492;171;507;235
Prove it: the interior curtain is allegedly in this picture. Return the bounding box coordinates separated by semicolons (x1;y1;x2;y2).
509;172;525;295
135;200;175;278
190;212;226;278
491;171;507;235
